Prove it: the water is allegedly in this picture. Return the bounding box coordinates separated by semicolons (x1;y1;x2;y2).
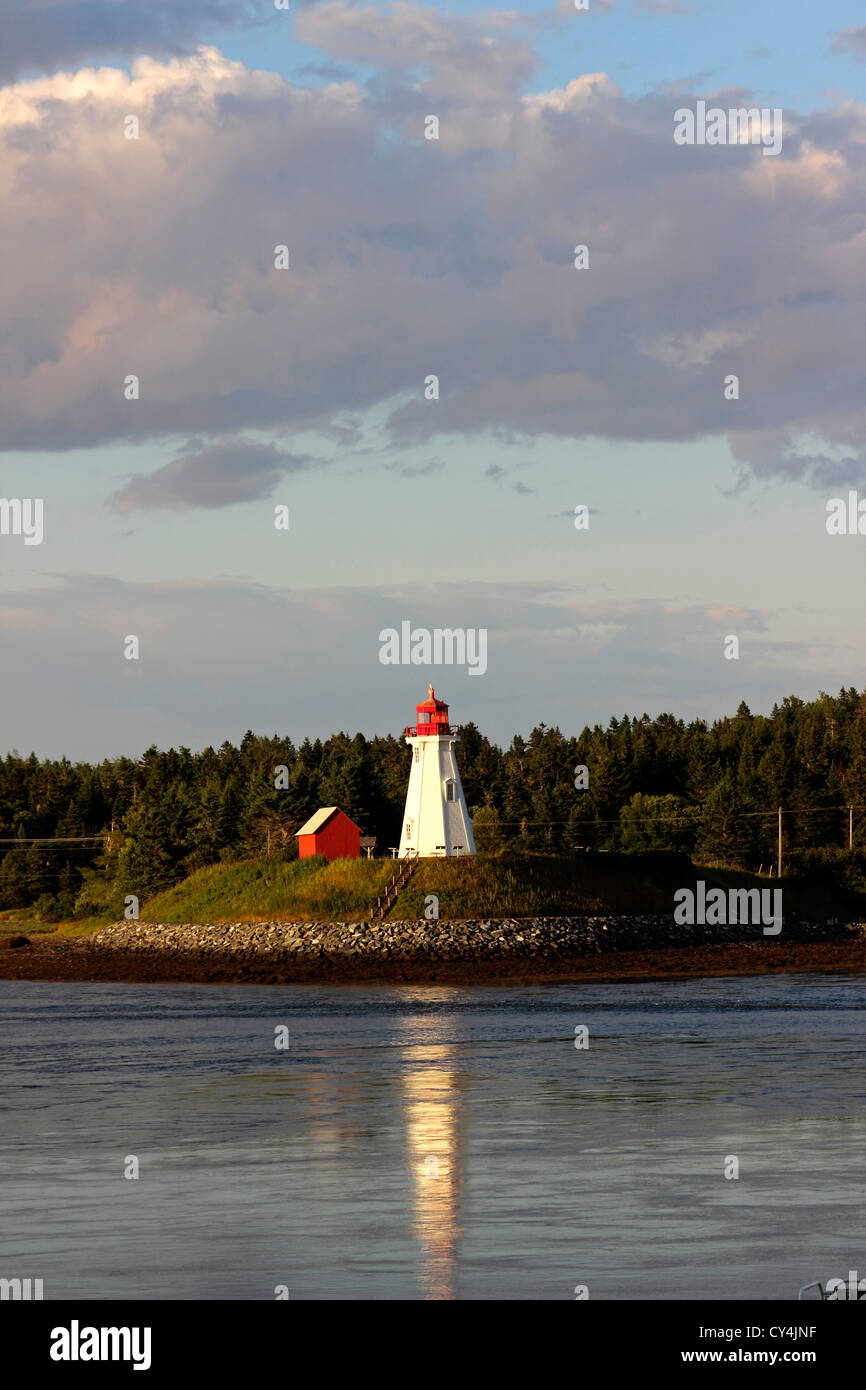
1;972;865;1300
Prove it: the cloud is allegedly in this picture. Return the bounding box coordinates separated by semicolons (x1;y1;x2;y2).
830;27;866;59
636;0;699;12
727;427;866;491
553;0;615;13
0;0;265;82
392;457;444;477
553;0;696;10
0;574;842;758
484;462;534;493
295;1;538;96
110;436;313;511
641;325;756;369
1;12;865;491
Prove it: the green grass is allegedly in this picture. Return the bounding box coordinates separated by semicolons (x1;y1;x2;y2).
4;849;863;935
387;852;683;919
385;852;866;921
0;909;110;938
139;854;394;923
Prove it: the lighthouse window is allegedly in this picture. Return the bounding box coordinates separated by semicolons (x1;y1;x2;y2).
445;780;455;801
405;822;413;838
414;747;420;763
420;712;430;723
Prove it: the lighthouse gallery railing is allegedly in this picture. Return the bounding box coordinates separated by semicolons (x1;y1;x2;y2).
404;724;460;737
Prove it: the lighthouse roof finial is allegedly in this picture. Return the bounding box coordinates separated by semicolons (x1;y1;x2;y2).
427;684;434;699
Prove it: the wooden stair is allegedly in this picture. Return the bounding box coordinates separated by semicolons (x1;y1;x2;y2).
369;851;418;920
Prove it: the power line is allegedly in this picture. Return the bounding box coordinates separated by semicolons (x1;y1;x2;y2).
484;803;866;826
0;836;106;844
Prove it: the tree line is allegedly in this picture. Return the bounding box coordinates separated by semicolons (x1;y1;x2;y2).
3;687;866;917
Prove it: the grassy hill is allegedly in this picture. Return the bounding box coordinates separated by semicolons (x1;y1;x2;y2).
139;854;392;923
138;850;699;923
139;850;865;925
383;853;822;920
4;850;862;935
388;853;680;919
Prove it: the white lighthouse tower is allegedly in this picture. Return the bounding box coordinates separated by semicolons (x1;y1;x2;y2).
399;686;476;858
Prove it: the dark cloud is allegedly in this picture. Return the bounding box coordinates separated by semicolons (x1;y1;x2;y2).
0;9;864;491
728;424;866;491
110;436;312;511
0;0;264;82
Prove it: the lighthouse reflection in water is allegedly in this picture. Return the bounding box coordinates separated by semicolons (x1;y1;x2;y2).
5;978;863;1299
400;1009;465;1300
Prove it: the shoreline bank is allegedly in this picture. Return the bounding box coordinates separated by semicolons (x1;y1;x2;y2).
1;915;864;987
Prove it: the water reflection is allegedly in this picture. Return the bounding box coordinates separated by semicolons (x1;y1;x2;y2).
6;977;865;1300
401;1020;465;1300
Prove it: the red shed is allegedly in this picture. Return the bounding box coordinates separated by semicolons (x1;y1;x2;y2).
296;806;361;861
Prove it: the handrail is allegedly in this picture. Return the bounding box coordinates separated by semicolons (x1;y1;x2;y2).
369;850;419;920
404;724;460;737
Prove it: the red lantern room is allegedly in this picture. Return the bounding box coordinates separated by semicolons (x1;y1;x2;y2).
405;685;456;737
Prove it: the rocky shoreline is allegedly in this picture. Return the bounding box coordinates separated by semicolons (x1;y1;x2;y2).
1;914;865;986
92;913;866;955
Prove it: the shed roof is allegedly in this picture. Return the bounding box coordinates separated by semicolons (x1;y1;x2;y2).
295;806;340;837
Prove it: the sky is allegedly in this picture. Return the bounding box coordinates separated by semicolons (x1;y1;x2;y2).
2;0;866;759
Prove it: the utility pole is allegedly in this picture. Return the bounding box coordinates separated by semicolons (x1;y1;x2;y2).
778;806;783;880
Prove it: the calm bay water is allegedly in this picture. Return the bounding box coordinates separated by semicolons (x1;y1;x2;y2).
1;972;865;1300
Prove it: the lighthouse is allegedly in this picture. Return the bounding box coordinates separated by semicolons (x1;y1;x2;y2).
399;686;476;858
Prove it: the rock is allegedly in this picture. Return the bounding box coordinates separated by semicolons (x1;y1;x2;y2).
82;912;859;965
